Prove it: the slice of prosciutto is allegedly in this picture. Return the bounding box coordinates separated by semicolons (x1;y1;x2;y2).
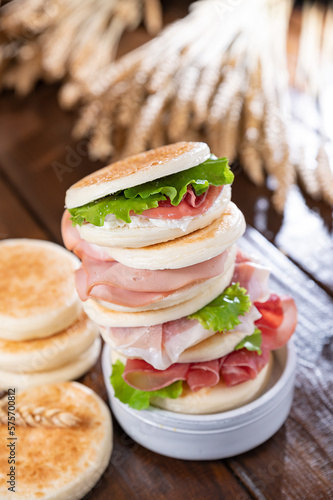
141;185;223;219
102;318;213;371
75;251;228;307
219;348;270;387
122;349;270;392
255;294;297;351
120;281;297;391
62;210;115;261
232;249;270;303
103;305;260;370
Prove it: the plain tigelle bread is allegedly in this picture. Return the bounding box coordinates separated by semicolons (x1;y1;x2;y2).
65;142;210;209
0;337;101;390
94;201;245;269
0;382;112;500
0;311;99;373
0;239;81;341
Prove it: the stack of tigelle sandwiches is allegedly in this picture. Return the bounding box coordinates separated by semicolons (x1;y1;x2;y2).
62;142;297;414
0;239;100;390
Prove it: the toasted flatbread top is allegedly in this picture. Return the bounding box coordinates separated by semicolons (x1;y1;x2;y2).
65;142;210;209
0;239;79;320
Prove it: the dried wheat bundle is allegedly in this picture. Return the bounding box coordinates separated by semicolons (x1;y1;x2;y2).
0;0;162;108
73;0;295;211
0;397;81;428
291;1;333;205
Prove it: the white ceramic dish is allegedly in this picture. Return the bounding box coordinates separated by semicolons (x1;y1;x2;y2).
102;342;296;460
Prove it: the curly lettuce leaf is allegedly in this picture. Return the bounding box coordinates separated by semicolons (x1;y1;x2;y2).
235;328;262;354
110;360;183;410
69;156;233;226
124;156;233;204
188;283;251;333
69;193;166;226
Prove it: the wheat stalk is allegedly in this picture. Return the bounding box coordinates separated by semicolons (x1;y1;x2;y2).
3;0;331;209
0;0;162;105
0;398;81;428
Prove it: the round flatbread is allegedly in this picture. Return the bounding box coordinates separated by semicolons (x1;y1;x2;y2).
76;185;231;248
178;329;249;364
0;311;99;373
0;382;112;500
0;337;101;390
65;142;210;209
83;255;236;327
98;201;245;269
151;354;273;414
0;239;81;341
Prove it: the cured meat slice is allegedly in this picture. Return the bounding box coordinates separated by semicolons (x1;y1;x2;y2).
255;294;297;351
79;251;228;293
122;348;270;391
131;185;223;219
232;250;270;303
219;349;270;387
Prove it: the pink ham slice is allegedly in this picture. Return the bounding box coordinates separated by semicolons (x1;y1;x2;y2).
131;185;223;219
62;210;116;261
81;251;228;293
103;318;215;370
124;359;189;392
75;251;228;307
122;349;269;392
232;249;270;303
255;294;297;351
104;305;260;370
120;293;297;391
61;210;80;251
219;349;270;387
184;186;209;208
75;267;169;306
186;360;221;391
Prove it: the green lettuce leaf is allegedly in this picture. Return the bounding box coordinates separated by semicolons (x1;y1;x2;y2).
124;156;234;205
69;156;233;226
69;193;166;226
110;360;183;410
188;283;251;333
235;328;262;354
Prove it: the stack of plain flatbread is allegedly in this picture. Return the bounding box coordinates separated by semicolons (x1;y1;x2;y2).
0;239;100;390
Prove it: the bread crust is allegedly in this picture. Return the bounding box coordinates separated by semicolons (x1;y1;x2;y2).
65;142;210;209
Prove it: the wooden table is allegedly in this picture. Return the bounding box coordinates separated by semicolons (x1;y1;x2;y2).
0;7;332;500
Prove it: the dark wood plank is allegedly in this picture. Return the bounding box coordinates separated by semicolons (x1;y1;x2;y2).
0;85;104;243
0;173;48;241
225;228;333;500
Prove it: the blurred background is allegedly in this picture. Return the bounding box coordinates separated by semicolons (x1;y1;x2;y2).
0;0;332;292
